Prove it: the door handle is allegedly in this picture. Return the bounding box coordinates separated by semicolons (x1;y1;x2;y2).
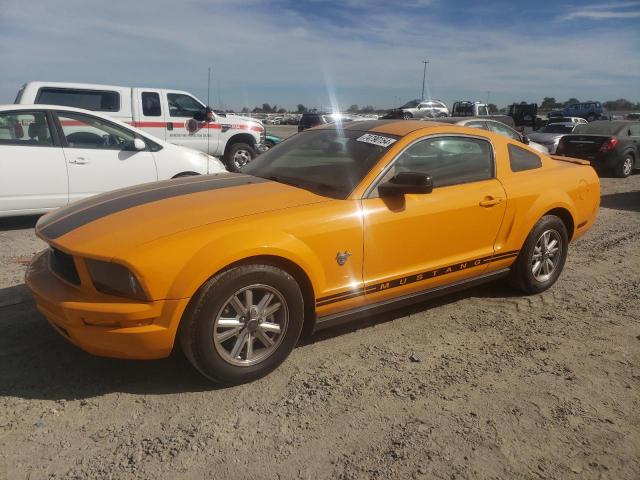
479;196;503;207
70;157;89;165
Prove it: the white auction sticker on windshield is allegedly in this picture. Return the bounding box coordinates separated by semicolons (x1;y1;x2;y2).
356;133;397;148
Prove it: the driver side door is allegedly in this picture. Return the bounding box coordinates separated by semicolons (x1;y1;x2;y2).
55;111;157;203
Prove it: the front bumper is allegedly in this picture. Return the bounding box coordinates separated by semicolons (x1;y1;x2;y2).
255;142;269;153
25;250;189;360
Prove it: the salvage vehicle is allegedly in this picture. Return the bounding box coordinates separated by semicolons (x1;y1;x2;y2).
26;120;600;385
507;103;540;128
450;101;515;127
381;99;449;120
434;117;548;153
549;102;603;122
15;81;265;171
297;112;357;132
528;123;580;154
0;104;225;217
556;120;640;177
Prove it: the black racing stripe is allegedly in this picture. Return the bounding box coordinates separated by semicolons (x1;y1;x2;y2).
316;250;520;307
37;173;232;231
39;174;269;239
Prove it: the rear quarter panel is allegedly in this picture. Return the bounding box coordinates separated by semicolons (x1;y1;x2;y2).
495;142;600;252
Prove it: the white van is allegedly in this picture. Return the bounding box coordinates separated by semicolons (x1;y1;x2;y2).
15;81;266;171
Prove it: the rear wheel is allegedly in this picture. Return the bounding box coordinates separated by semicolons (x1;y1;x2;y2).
402;112;413;120
179;264;304;385
614;154;634;178
509;215;568;294
224;143;255;172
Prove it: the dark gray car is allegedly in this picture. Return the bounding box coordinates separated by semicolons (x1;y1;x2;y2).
528;123;578;154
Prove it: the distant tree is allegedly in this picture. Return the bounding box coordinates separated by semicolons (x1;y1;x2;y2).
240;107;249;114
360;105;375;113
262;103;273;113
564;98;579;106
519;101;528;105
488;103;498;113
603;98;634;111
252;106;263;113
347;104;359;113
297;104;307;113
277;108;287;114
540;97;557;109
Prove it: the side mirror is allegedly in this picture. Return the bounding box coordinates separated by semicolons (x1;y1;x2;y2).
522;135;530;145
378;172;433;196
133;138;146;151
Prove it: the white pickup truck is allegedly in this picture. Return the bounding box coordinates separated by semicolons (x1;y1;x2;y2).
15;81;266;171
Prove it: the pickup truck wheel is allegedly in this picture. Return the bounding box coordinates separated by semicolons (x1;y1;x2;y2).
509;215;568;294
179;264;304;385
586;113;596;122
614;154;634;178
224;143;255;172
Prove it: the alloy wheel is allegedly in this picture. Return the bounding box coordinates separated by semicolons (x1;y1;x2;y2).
213;284;288;366
531;229;562;282
233;149;252;169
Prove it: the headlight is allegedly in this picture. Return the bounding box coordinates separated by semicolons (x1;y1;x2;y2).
86;259;148;301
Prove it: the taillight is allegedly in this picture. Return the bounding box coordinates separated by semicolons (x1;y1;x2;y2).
599;137;618;153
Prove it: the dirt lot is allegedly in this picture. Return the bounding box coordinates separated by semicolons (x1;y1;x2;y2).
0;174;638;480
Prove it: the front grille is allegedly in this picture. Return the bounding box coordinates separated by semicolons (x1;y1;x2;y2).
49;248;80;285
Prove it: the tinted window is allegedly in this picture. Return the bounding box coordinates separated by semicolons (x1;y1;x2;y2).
540;124;574;133
37;88;119;112
300;114;325;127
386;136;493;189
508;144;541;172
58;112;136;150
167;93;204;117
141;92;161;117
243;129;397;199
0;111;53;146
574;121;627;135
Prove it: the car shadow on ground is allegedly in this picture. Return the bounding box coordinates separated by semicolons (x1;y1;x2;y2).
0;280;521;401
0;215;41;231
600;190;640;213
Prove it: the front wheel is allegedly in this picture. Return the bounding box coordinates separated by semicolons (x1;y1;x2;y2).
179;264;304;385
509;215;568;294
402;112;413;120
224;142;255;172
614;154;634;178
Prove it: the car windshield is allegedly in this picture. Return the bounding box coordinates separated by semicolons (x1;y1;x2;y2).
401;100;421;108
541;124;575;133
243;128;398;199
573;122;627;135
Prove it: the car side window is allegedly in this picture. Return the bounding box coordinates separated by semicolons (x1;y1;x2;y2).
374;136;493;195
142;92;161;117
0;111;54;146
487;121;520;141
57;112;136;150
465;120;487;130
167;93;204;118
508;144;542;172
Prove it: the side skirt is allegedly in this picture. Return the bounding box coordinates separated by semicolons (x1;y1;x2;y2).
313;268;510;332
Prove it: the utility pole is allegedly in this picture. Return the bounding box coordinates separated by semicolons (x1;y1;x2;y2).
421;60;430;100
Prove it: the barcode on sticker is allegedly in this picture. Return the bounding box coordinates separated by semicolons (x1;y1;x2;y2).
357;133;397;148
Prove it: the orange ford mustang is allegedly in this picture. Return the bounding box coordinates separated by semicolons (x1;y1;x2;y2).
26;120;600;384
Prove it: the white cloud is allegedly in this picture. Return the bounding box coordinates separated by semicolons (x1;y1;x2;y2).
0;0;638;108
560;1;640;20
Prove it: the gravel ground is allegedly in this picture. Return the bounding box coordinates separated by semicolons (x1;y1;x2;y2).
0;173;638;480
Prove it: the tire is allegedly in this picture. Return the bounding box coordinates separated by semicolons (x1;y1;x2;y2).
614;154;634;178
264;140;276;150
179;264;304;385
508;215;568;294
437;113;448;118
586;113;596;122
402;112;413;120
224;142;255;172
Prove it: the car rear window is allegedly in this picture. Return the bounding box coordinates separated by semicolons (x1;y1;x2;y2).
508;144;542;172
573;122;627;135
36;87;120;112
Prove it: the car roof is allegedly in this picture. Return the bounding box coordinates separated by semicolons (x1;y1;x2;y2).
317;119;450;136
0;104;167;145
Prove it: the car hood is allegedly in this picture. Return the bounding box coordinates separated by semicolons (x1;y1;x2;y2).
528;132;564;143
36;173;329;257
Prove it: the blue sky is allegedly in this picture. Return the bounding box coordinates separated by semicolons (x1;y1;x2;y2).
1;0;638;110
